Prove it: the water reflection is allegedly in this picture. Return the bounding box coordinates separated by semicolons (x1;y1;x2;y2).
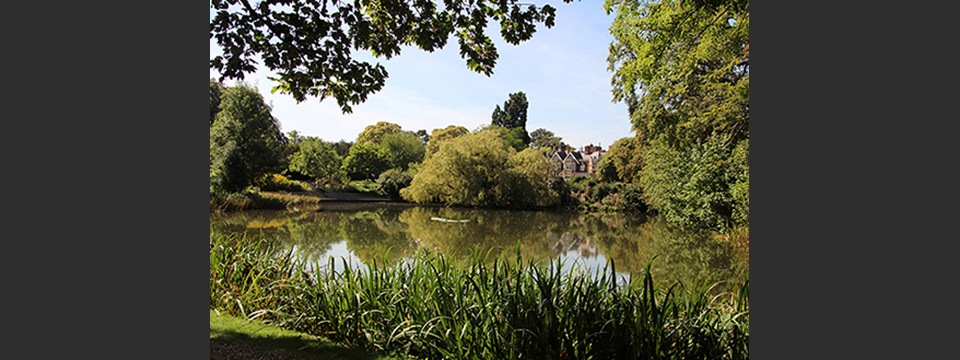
210;206;747;289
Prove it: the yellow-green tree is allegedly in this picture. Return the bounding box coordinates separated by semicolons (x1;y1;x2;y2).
606;0;749;229
356;121;403;145
401;130;556;209
424;125;469;159
597;136;644;183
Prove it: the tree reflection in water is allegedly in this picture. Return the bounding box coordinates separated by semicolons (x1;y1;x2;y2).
210;206;747;291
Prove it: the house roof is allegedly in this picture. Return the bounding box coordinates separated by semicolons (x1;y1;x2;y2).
551;149;584;164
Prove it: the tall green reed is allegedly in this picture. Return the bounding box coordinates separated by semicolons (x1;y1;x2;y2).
210;233;749;359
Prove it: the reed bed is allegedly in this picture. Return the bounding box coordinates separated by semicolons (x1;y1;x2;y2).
211;233;748;359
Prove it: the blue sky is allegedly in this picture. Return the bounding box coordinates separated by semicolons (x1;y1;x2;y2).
210;1;633;150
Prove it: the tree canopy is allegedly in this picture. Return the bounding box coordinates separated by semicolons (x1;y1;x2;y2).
340;142;391;180
529;128;564;151
598;136;644;183
425;125;469;159
401;130;555;209
490;91;530;145
210;82;287;193
210;79;225;126
606;0;749;230
211;0;576;113
479;125;527;152
379;132;426;170
606;0;748;147
356;121;404;145
288;136;342;181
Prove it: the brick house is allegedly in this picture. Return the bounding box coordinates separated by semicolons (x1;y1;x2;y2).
547;144;606;179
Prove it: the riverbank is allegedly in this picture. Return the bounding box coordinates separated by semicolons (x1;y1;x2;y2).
211;233;749;359
210;188;403;212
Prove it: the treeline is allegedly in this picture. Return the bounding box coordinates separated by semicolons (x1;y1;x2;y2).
209;85;565;209
212;0;750;234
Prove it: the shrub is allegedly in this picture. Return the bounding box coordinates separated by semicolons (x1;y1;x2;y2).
377;168;414;199
549;177;572;205
618;183;647;212
588;182;616;203
257;173;310;192
640;134;745;230
347;179;381;194
210;187;287;212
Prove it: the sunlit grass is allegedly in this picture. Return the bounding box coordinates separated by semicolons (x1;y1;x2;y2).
211;309;403;360
211;233;749;359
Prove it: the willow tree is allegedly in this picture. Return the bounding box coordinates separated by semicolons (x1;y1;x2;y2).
401;130;555;209
424;125;469;159
606;0;749;229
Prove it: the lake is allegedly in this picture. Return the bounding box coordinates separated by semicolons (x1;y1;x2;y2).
210;204;748;289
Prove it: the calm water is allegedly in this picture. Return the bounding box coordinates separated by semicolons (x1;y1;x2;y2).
210;204;748;288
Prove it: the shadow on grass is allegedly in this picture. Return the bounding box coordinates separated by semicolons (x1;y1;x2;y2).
210;310;397;360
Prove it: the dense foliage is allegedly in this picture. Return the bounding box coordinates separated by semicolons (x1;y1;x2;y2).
529;127;565;151
210;82;287;193
425;125;469;159
376;168;415;199
401;130;555;209
256;173;311;192
606;0;749;229
642;134;747;229
211;0;577;112
209;79;224;126
340;142;391;180
379;132;425;170
598;136;644;183
287;136;342;182
490;91;531;146
356;121;403;145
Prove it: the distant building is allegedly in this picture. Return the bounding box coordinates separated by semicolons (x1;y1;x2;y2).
547;144;606;179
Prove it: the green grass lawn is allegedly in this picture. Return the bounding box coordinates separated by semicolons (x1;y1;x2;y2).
210;309;403;360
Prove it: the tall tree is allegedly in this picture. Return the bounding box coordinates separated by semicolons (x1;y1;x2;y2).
607;0;748;147
211;0;577;113
210;79;225;126
210;82;287;193
490;91;530;145
606;0;749;229
330;140;354;158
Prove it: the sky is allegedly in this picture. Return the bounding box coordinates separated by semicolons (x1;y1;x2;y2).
209;1;634;150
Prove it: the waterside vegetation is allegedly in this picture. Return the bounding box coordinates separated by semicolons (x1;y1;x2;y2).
211;233;748;360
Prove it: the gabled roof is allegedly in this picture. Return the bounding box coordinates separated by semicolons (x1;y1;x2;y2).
551;149;583;164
